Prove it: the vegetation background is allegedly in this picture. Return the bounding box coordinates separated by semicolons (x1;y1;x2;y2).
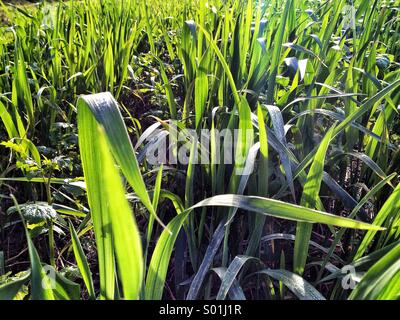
0;0;399;300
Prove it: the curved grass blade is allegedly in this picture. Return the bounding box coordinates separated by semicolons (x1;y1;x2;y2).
318;173;397;281
216;255;259;300
294;79;400;180
145;194;384;299
334;152;390;184
260;233;343;263
319;240;400;284
77;94;144;299
28;237;55;300
287;109;391;149
212;267;246;300
264;104;295;200
77;93;166;230
0;100;19;139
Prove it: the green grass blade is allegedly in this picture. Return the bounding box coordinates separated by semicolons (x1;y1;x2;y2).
354;182;400;260
98;124;143;299
146;193;383;299
78;95;144;299
294;125;335;275
349;242;400;300
69;221;95;299
27;237;56;300
266;0;293;103
77;97;115;299
77;93;166;230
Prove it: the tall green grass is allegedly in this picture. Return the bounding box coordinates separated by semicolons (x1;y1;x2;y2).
0;0;400;300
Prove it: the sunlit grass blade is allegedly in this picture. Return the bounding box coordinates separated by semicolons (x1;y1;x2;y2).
0;270;30;300
77;93;144;299
77;93;166;230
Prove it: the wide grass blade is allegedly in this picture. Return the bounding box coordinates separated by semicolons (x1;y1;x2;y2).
77;93;144;299
77;93;165;230
27;237;56;301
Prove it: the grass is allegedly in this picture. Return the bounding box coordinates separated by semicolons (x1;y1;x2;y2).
0;0;400;300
